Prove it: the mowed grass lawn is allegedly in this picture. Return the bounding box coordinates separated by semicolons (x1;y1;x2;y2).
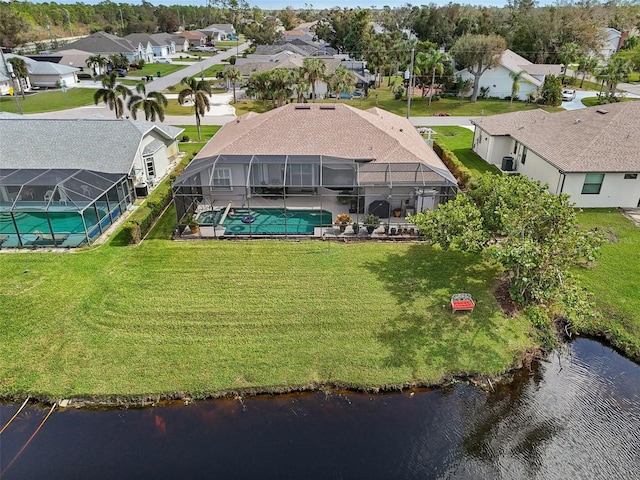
0;230;533;399
574;209;640;360
0;88;97;114
431;127;501;179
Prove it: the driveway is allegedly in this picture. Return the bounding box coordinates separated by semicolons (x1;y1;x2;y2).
562;88;640;110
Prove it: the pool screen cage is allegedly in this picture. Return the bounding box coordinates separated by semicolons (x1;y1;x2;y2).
172;154;457;238
0;168;133;248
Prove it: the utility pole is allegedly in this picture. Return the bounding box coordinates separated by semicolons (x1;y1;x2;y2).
406;47;415;119
0;48;23;114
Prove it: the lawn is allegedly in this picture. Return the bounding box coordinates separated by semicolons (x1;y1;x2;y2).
574;209;640;361
0;88;96;114
232;81;559;117
581;96;639;107
430;126;501;179
0;227;533;399
134;63;186;77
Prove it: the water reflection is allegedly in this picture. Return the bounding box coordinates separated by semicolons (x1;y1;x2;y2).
1;339;639;479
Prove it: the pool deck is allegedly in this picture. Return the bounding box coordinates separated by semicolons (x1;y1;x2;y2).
182;197;419;240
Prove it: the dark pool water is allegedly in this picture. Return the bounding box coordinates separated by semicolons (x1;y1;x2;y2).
1;338;639;479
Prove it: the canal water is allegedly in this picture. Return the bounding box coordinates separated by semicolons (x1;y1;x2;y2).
1;338;639;479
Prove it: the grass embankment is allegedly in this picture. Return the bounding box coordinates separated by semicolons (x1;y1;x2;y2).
574;210;640;361
0;88;96;114
0;236;533;399
581;96;639;107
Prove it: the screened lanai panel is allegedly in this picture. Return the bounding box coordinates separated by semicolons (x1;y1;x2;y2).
386;163;446;185
357;163;391;186
321;156;358;189
246;155;283;187
284;155;321;187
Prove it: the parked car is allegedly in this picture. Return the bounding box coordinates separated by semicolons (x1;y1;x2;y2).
192;45;217;53
155;57;172;64
562;89;576;101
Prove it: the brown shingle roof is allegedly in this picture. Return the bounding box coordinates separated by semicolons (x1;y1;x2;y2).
196;103;456;183
471;102;640;172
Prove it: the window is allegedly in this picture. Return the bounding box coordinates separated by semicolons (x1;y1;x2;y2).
513;142;518;154
213;168;231;188
144;156;155;178
521;147;528;165
624;173;638;180
581;173;604;194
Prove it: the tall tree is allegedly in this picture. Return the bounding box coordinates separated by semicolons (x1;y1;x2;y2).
576;55;598;88
177;76;212;139
246;71;271;111
7;57;28;99
301;58;327;102
327;66;356;102
410;174;603;306
508;69;526;105
93;71;132;119
450;34;506;102
0;8;29;49
290;68;309;103
267;68;292;108
223;66;242;104
558;42;581;84
86;54;107;77
127;83;168;122
419;49;447;106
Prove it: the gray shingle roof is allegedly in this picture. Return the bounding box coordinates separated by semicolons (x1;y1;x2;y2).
471;102;640;173
195;103;457;185
0;118;182;174
58;32;137;55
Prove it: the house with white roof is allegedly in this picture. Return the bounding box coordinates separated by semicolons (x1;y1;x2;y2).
457;49;562;100
470;102;640;208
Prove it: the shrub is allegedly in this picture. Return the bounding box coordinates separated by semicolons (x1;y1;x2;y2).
122;180;174;244
432;140;472;188
181;135;190;142
138;59;145;68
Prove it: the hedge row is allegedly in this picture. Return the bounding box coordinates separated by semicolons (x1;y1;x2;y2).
120;156;193;245
432;140;473;188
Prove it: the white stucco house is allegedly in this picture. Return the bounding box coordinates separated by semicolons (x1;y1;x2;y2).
599;27;623;60
457;49;562;100
470;102;640;208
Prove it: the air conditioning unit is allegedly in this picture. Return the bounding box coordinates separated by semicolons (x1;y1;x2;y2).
501;156;515;171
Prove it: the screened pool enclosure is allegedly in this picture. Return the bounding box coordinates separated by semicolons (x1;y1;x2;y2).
1;168;133;248
173;154;457;238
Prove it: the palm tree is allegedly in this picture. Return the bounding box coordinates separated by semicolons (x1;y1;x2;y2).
327;67;357;102
223;66;243;104
127;83;168;122
290;68;310;103
93;71;132;119
577;55;598;88
598;56;632;99
558;42;581;84
86;54;107;77
177;76;212;140
301;58;327;102
422;49;446;106
268;68;293;107
7;57;29;99
246;72;272;111
508;70;527;105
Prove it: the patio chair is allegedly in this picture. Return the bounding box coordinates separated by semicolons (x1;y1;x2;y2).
44;190;54;203
451;293;475;313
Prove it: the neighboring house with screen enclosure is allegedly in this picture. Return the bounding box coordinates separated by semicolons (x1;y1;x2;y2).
172;103;458;238
0;116;183;248
469;101;640;208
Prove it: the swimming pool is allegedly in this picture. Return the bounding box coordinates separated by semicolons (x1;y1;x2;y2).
197;208;333;235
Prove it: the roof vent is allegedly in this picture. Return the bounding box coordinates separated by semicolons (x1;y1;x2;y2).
575;119;581;124
294;105;311;110
596;109;609;114
319;105;335;110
